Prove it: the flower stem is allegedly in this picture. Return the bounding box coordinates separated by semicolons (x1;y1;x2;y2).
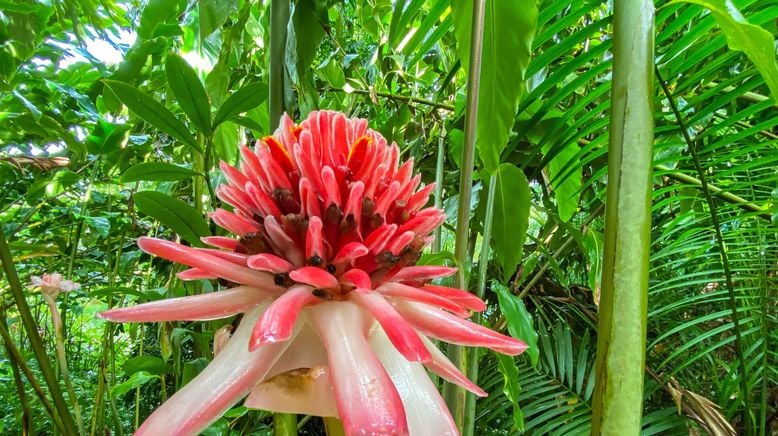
48;298;87;436
444;0;486;430
463;174;496;436
0;226;79;435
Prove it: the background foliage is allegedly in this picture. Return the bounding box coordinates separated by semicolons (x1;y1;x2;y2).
0;0;775;434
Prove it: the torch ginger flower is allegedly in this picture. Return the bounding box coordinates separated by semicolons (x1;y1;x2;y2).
100;111;527;435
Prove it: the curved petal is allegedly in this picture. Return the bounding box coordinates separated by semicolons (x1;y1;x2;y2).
289;266;339;289
393;301;527;356
420;285;486;312
307;302;409;435
332;242;369;265
247;253;295;273
419;335;487;397
138;238;281;291
369;325;458;435
249;285;319;350
99;286;271;322
135;303;295;435
349;291;431;363
389;266;457;283
376;282;469;317
201;236;242;251
177;268;218;281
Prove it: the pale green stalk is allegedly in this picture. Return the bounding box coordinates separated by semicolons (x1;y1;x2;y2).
591;0;654;433
444;0;486;429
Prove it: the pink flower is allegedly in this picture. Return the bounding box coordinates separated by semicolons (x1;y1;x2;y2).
31;273;80;300
101;111;526;435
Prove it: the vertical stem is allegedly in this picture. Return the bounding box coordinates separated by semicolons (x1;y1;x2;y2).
444;0;486;429
273;413;297;436
269;0;290;131
0;226;79;434
655;68;754;435
591;0;653;434
432;126;446;253
49;299;86;435
268;1;296;433
463;175;496;436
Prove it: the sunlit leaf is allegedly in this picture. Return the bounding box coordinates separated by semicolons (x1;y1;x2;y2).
452;0;538;173
121;162;200;183
213;82;268;127
104;80;202;153
165;54;212;135
133;191;210;245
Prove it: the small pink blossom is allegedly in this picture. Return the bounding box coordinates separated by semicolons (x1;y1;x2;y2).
31;273;80;300
101;111;527;435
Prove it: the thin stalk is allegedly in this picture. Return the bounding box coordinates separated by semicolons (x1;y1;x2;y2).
269;0;290;130
444;0;486;429
328;88;455;111
654;164;769;218
432;126;446;253
0;226;79;434
463;175;496;436
47;298;86;435
656;67;753;435
591;0;654;433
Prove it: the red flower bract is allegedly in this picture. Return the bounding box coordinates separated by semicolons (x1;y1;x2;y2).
101;111;527;436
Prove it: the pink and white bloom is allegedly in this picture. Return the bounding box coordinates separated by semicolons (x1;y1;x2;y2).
101;111;527;435
31;272;80;301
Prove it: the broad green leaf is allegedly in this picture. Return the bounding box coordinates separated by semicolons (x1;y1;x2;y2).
494;281;539;367
112;371;157;397
181;357;209;387
545;141;581;222
121;162;200;183
122;355;170;376
212;121;239;163
138;0;179;39
495;354;525;432
292;0;329;81
213;82;268;127
104;80;202;153
668;0;778;102
451;0;538;173
582;229;603;299
133;191;210;245
165;54;212;135
199;0;231;40
493;164;531;281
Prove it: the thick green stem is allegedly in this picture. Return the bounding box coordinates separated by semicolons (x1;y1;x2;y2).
0;226;79;434
273;413;297;436
268;0;297;433
269;0;290;130
444;0;486;429
463;175;496;436
656;67;753;435
591;0;653;433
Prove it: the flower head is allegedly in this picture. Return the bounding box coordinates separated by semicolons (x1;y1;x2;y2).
101;111;526;435
31;272;80;301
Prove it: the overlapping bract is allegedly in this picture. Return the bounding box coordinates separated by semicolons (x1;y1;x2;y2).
101;111;526;435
